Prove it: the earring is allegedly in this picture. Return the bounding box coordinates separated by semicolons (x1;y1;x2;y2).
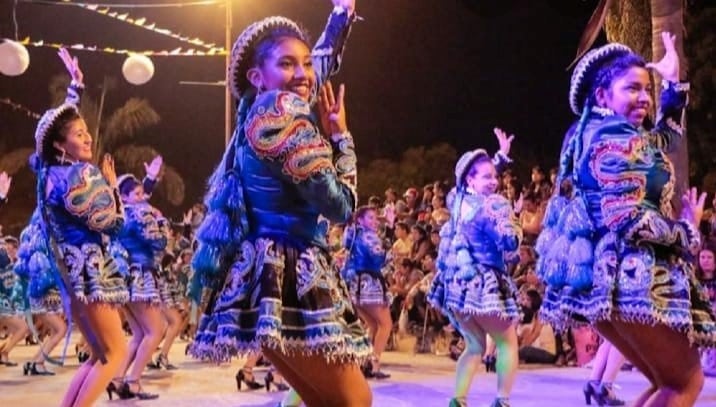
60;149;67;165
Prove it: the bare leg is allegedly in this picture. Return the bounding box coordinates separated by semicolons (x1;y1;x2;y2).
360;304;392;372
61;304;127;407
452;314;487;402
0;316;29;361
114;307;143;380
596;321;657;406
32;313;67;371
611;321;704;407
158;307;183;361
125;302;164;383
263;347;372;407
589;339;611;381
602;345;625;383
475;315;519;400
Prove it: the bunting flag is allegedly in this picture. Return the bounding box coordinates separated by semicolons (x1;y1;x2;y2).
20;0;223;9
19;37;227;56
0;98;41;119
77;4;225;52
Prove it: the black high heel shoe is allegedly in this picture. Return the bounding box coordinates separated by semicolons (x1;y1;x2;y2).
119;380;159;400
583;380;599;405
264;371;290;391
236;368;264;391
0;353;17;366
594;382;625;406
106;381;121;400
483;355;496;373
156;354;178;370
23;362;55;376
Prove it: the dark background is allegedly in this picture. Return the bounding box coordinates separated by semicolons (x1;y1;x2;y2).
0;0;601;219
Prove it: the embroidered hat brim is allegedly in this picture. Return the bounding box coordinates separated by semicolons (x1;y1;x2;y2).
228;16;309;100
117;174;140;191
569;43;632;115
34;103;79;156
454;149;489;188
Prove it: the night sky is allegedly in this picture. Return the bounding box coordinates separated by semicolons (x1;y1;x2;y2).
0;0;600;219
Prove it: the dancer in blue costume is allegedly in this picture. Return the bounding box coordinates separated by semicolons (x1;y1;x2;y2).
428;128;520;407
342;205;391;379
14;208;67;376
34;48;127;407
0;236;28;367
189;1;372;405
536;32;716;406
109;173;167;400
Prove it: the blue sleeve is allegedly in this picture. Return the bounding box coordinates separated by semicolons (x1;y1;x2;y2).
648;81;688;153
483;194;522;255
312;7;357;88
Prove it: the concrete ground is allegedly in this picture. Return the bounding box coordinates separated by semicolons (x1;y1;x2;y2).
1;333;715;406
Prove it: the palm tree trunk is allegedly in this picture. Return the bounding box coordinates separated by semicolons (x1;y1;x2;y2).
651;0;688;213
604;0;688;213
604;0;652;58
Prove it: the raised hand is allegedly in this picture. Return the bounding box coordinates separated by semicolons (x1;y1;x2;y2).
494;127;516;157
318;81;348;138
646;31;680;83
144;155;163;180
680;187;707;226
100;154;117;187
58;48;83;85
332;0;355;13
182;209;193;226
0;172;11;199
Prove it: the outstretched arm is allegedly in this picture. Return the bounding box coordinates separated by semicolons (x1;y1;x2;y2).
646;32;688;153
58;48;84;106
312;0;358;88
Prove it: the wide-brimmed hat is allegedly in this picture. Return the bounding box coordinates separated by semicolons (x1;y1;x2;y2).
454;149;489;188
34;103;79;157
569;43;632;115
228;16;309;100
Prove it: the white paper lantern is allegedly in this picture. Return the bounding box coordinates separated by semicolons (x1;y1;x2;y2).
122;54;154;85
0;39;30;76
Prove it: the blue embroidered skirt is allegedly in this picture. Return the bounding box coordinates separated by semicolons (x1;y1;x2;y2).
190;237;372;363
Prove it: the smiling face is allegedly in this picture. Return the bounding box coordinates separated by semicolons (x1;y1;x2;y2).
596;66;652;127
466;160;498;195
53;118;93;162
357;208;379;232
248;37;315;101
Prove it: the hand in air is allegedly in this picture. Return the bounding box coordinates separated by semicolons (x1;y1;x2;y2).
58;48;84;85
646;32;680;83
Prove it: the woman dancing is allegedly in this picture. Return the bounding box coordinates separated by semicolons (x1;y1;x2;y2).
189;1;373;406
428;129;521;407
35;48;128;407
537;32;715;406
